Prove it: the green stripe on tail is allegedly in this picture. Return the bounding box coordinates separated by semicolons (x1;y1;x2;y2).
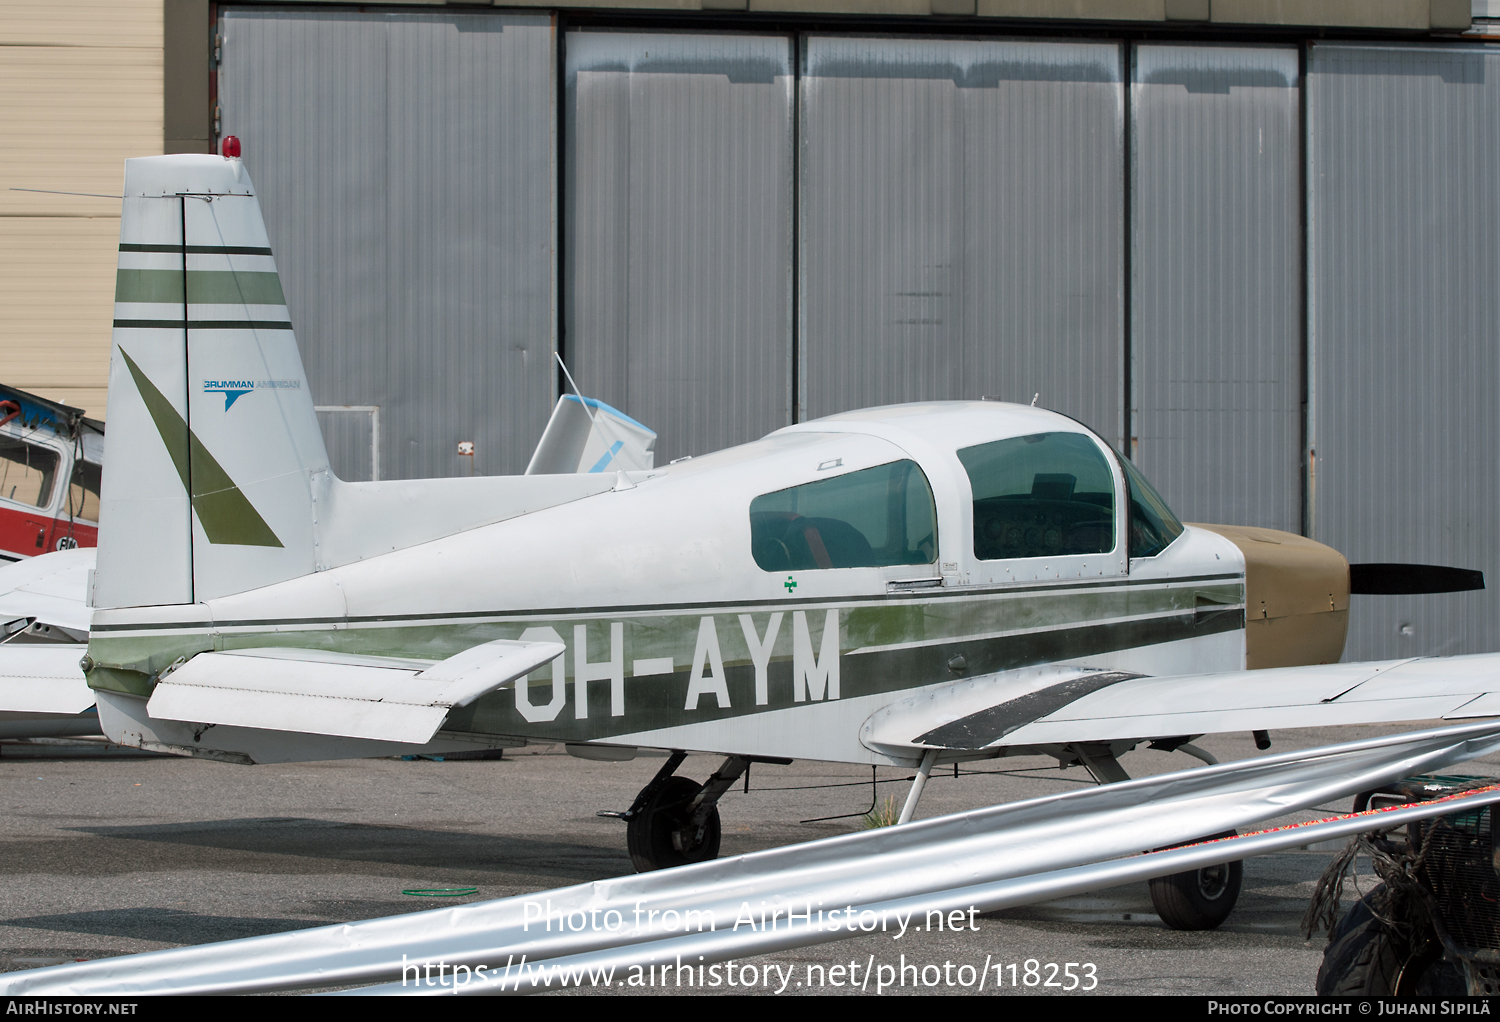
115;269;286;306
118;348;284;548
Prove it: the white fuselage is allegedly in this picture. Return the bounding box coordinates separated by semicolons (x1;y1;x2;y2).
88;402;1246;766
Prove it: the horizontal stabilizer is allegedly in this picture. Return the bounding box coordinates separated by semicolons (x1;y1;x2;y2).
0;629;97;738
0;643;93;715
146;640;564;745
864;653;1500;753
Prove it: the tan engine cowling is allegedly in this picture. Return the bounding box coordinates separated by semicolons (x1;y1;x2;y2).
1189;524;1350;670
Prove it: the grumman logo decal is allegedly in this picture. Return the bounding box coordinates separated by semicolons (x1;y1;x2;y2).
118;349;284;547
203;378;301;410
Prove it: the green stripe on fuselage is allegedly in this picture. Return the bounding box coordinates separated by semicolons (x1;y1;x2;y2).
85;580;1244;740
115;269;286;306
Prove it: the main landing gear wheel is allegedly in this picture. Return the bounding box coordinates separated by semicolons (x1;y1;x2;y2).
626;776;721;873
1149;852;1243;931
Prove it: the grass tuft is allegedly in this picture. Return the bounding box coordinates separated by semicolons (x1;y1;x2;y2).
863;794;901;829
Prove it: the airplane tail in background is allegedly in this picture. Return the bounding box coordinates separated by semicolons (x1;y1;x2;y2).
525;394;656;475
96;154;331;610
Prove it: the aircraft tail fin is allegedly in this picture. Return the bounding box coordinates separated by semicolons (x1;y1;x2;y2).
95;154;330;609
525;395;657;475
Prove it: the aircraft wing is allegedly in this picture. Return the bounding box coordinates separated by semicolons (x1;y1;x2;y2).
862;654;1500;755
0;547;94;643
146;639;565;745
525;393;656;475
0;552;99;737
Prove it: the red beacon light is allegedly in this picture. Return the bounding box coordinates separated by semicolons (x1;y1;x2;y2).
221;135;241;159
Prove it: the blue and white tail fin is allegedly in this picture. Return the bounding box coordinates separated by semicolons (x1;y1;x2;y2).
96;155;330;609
525;394;657;475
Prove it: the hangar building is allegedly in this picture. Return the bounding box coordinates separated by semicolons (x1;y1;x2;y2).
5;1;1498;662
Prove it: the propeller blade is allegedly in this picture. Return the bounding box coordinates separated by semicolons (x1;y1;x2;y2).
1349;563;1485;595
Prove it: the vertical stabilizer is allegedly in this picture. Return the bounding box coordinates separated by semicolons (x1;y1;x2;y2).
525;395;657;475
96;155;329;609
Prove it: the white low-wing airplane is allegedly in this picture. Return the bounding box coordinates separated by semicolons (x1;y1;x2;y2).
45;153;1496;931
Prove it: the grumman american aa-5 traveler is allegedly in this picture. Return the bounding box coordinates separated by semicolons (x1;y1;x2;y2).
57;152;1496;932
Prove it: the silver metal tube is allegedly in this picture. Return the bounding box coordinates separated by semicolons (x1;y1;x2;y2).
7;720;1499;997
393;786;1500;997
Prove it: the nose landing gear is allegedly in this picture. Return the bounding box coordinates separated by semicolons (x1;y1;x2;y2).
1066;740;1244;931
1148;849;1243;931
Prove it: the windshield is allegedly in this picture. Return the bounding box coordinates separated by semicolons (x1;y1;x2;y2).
957;432;1115;560
1118;455;1184;558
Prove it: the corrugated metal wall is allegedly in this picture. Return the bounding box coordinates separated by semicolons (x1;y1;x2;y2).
799;37;1125;445
565;31;794;465
219;9;557;480
1130;44;1302;530
219;13;1500;661
1308;42;1500;659
315;408;377;483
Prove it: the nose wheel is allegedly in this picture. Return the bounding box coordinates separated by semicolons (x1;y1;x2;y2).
1148;856;1243;931
1065;742;1243;931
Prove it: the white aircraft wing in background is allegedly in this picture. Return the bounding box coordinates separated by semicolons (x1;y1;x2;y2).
0;548;98;738
0;546;93;643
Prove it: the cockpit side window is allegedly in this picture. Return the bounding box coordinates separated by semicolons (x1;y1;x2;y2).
66;459;101;524
750;459;937;571
958;432;1115;560
1119;455;1184;558
0;436;59;509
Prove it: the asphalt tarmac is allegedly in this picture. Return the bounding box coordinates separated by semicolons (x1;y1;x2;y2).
2;723;1495;996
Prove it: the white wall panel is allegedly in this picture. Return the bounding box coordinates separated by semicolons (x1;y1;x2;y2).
219;9;557;479
565;31;794;464
1131;44;1302;532
1309;42;1500;659
799;37;1125;446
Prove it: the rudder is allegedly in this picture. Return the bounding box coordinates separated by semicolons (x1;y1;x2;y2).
96;154;329;608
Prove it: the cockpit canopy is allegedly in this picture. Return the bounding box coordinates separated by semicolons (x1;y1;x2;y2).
740;404;1185;574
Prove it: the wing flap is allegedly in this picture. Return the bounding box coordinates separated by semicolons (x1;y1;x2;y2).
1447;691;1500;718
998;694;1491;746
147;639;564;744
